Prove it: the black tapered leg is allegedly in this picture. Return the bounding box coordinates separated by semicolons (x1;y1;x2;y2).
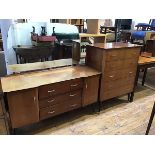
128;93;131;102
10;128;16;135
98;101;102;112
142;68;148;86
145;102;155;135
129;92;134;102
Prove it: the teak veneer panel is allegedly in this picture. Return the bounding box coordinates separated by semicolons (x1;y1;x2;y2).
1;66;101;93
7;88;39;128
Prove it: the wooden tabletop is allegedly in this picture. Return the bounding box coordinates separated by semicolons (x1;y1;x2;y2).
79;33;107;38
88;42;141;49
1;66;101;92
138;56;155;65
8;59;75;73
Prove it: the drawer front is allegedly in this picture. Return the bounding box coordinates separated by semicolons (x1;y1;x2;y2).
105;60;124;71
101;85;133;101
104;70;124;82
104;68;137;82
125;49;140;59
40;93;82;120
39;78;83;99
105;59;138;72
39;90;82;109
123;59;138;69
103;77;135;91
106;50;125;61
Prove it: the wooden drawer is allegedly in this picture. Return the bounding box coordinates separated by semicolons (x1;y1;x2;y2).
125;48;140;59
101;85;133;101
39;90;82;109
106;50;125;61
39;78;83;99
104;68;137;82
123;59;138;69
105;60;124;71
104;70;123;82
123;68;137;78
103;77;135;91
40;92;82;120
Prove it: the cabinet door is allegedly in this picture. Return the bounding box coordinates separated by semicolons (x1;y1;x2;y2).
82;75;100;107
7;88;39;128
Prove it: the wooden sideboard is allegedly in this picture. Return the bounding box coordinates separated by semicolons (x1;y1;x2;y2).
86;42;141;104
1;66;101;130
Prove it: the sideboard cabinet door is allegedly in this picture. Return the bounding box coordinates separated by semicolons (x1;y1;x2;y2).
7;88;39;128
82;75;100;107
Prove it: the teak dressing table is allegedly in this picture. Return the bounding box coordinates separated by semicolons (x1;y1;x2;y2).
0;61;101;131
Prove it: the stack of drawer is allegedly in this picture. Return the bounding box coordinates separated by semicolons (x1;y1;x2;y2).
38;78;83;120
101;48;139;100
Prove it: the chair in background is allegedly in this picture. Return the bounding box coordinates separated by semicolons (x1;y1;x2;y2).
145;39;155;56
131;19;155;44
100;19;132;42
146;102;155;135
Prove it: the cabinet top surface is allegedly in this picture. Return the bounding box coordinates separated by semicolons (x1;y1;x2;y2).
89;42;141;49
1;66;101;93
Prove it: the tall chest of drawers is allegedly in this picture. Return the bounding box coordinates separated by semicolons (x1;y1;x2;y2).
86;42;141;102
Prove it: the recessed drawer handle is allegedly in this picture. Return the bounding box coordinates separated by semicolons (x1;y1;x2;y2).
70;84;78;87
70;93;77;97
48;90;55;93
48;110;55;114
111;55;117;57
70;104;77;107
129;72;133;74
48;99;55;103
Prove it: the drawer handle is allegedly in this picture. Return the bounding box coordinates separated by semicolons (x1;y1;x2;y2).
129;72;133;74
70;84;78;87
48;90;55;93
48;99;55;103
109;75;114;78
70;104;77;107
111;55;117;57
70;93;77;97
48;110;55;114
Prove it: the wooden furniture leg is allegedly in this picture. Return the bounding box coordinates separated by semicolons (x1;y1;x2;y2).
145;102;155;135
142;68;148;86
